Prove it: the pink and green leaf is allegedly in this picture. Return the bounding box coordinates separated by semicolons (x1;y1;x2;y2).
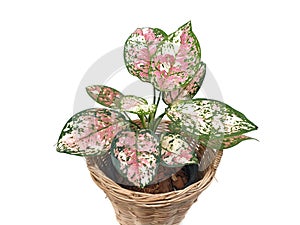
111;129;160;187
160;133;198;167
163;62;206;104
56;108;130;156
166;99;258;139
200;135;258;149
124;27;167;82
119;95;155;115
86;85;123;109
150;21;201;91
86;86;154;115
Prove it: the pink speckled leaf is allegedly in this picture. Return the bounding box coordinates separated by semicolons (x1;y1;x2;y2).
86;85;123;109
56;108;129;156
124;28;167;82
111;129;160;187
166;99;258;139
119;95;155;115
160;133;198;167
163;62;206;105
150;21;201;91
201;135;257;150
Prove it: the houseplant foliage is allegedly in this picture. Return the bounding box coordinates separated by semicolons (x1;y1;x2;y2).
57;21;258;188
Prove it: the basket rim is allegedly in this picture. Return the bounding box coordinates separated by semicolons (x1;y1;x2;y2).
86;150;223;200
86;119;224;199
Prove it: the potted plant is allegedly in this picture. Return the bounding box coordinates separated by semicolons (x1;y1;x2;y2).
56;21;258;225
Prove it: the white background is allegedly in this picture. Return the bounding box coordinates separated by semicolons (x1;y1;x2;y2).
1;0;299;224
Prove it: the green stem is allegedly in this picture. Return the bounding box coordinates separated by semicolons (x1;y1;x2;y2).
138;114;147;129
153;87;156;105
156;91;161;105
148;112;154;129
153;112;166;132
153;91;161;119
148;91;162;130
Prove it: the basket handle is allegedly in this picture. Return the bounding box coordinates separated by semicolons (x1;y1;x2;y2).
213;150;223;170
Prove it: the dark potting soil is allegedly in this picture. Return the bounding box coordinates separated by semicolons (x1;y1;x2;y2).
94;153;205;194
119;164;203;194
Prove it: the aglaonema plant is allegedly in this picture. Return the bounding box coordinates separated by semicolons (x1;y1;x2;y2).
57;21;258;188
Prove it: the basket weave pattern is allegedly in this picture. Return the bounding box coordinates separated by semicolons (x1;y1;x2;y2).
86;121;223;225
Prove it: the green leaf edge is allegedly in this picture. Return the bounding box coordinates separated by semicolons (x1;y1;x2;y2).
200;136;259;150
160;132;199;168
123;28;168;83
56;108;128;157
110;129;161;187
166;98;258;140
162;61;206;105
119;95;149;115
85;85;124;109
149;21;202;91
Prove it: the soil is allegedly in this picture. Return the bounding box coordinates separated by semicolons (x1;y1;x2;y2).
95;153;205;194
119;165;203;194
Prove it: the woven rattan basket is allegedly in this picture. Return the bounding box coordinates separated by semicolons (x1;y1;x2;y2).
86;121;223;225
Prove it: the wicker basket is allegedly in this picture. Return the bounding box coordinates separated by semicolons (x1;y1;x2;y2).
86;121;223;225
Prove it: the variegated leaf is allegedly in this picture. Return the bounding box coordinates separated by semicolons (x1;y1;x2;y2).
160;133;198;167
201;135;257;149
111;129;160;187
150;21;201;91
124;27;167;82
166;99;258;139
57;108;130;156
163;62;206;104
119;95;155;115
86;85;123;109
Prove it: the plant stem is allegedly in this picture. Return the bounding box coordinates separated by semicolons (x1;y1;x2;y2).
153;112;166;132
138;114;147;129
156;91;161;105
153;87;156;105
153;91;161;119
148;112;153;129
149;91;162;130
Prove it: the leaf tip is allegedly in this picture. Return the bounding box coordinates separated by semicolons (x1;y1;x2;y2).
251;122;259;132
85;85;96;95
85;85;91;91
56;146;62;153
185;20;192;29
179;21;192;31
